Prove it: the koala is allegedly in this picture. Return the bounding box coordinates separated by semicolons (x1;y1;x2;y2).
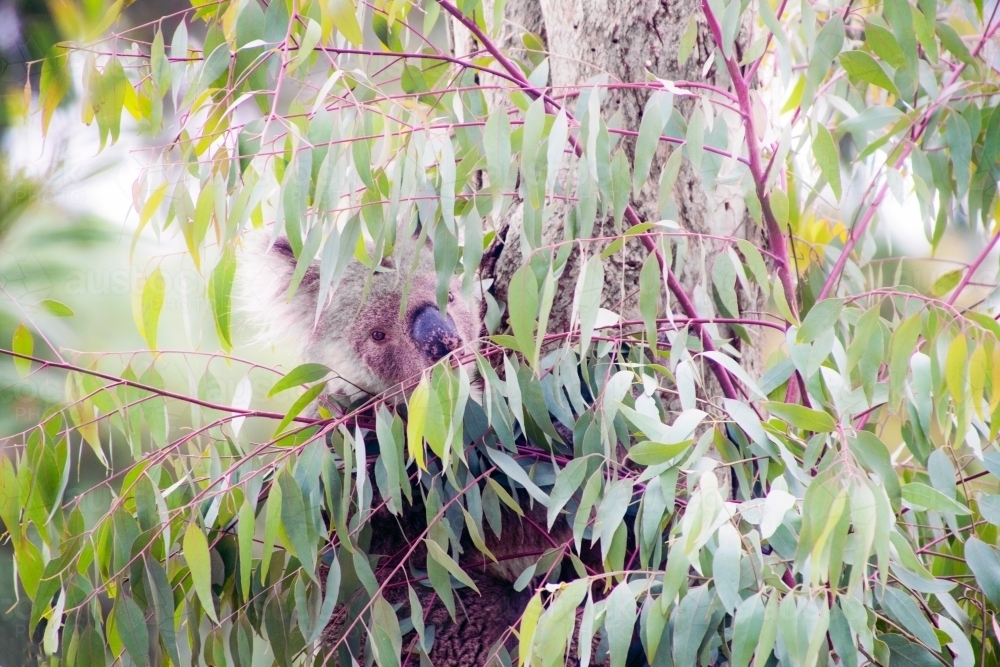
240;230;482;402
240;228;609;666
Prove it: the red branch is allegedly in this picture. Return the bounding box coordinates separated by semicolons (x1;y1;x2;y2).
0;348;318;424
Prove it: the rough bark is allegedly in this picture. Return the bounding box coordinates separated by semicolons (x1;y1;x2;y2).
459;0;767;409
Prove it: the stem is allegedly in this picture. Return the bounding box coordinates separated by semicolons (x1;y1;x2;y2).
948;223;1000;306
816;180;891;301
0;348;318;424
700;0;799;322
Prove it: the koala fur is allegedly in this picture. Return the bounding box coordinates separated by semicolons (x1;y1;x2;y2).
240;231;482;401
319;495;600;667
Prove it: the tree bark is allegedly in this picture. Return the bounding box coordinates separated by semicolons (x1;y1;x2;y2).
457;0;767;408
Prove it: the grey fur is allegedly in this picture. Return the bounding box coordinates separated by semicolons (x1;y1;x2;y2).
239;232;482;401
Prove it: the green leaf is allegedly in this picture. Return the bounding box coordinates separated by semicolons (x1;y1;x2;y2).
38;299;74;317
802;15;845;109
330;0;363;45
145;557;180;667
889;313;922;405
278;470;317;572
425;540;479;592
209;247;236;351
238;499;254;597
546;108;569;193
520;96;546;212
731;594;765;667
100;58;129;146
755;594;780;662
811;124;842;199
183;522;219;623
273;383;324;437
945;334;968;404
659;147;683;209
672;586;713;667
486;448;549;506
883;0;917;79
880;587;940;651
931;269;962;297
764;401;837;432
937;616;975;667
678;14;698;66
484;106;511;216
519;593;543;666
839;50;901;97
797;298;843;343
267;363;332;397
508;264;539;360
597;479;633;560
769;188;789;227
977;494;1000;526
712;251;739;317
901;482;971;515
714;523;741;613
633;100;664;196
112;596;150;666
576;253;605;356
627;440;693;466
850;432;902;509
946;112;973;197
684;107;704;171
864;20;907;68
610;149;631;230
370;595;402;667
966;537;1000;606
703;351;765;399
639;252;662;345
12;323;33;378
605;580;636;667
289;18;321;73
407;378;429;470
736;239;770;296
936;22;975;66
140;268;166;350
40;54;70;137
261;483;281;576
547;457;588;529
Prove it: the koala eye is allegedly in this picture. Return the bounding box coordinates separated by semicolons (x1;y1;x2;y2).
447;292;455;303
371;330;386;342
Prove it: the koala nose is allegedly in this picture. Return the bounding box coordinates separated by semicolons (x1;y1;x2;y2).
411;306;462;361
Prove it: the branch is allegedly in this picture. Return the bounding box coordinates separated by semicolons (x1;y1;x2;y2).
0;348;319;424
947;225;1000;307
700;0;799;322
436;0;744;402
819;4;1000;301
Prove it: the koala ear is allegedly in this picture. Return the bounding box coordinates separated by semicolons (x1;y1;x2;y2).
237;234;321;343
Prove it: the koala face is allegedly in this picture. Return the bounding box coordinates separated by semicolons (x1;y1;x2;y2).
353;291;473;384
241;232;482;400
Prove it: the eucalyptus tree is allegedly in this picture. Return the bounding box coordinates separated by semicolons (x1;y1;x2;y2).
4;0;1000;665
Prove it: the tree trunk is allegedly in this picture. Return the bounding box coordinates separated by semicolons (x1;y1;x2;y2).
455;0;767;408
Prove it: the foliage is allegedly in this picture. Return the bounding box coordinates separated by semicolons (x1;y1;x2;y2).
4;0;1000;665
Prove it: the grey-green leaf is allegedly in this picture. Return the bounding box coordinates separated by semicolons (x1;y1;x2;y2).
267;363;332;397
672;586;713;667
731;594;765;667
965;537;1000;606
